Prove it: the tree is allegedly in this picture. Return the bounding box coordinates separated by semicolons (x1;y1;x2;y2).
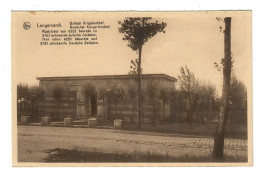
28;86;41;119
230;74;247;128
198;81;217;123
192;80;201;126
98;88;107;121
129;58;142;82
118;17;166;128
230;74;247;109
84;82;96;118
178;65;198;127
127;83;137;123
118;87;125;118
36;87;45;116
159;88;169;122
17;83;30;119
213;17;232;160
108;85;125;119
51;84;64;118
146;81;159;127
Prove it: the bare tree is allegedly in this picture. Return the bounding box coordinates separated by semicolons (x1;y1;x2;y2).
118;17;166;128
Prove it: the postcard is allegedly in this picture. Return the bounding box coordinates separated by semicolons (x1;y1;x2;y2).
12;11;252;166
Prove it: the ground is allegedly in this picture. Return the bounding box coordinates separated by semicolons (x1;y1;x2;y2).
17;125;247;162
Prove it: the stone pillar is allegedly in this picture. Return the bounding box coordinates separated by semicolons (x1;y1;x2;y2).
64;117;73;127
114;119;124;129
21;116;30;125
88;118;97;127
41;117;51;126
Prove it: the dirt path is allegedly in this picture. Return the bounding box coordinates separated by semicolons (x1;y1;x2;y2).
17;125;247;162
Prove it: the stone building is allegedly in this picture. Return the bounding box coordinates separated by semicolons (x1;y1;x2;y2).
37;74;177;122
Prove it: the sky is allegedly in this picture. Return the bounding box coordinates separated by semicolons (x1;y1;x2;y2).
12;11;251;96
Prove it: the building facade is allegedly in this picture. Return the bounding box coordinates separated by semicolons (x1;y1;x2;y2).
37;74;177;122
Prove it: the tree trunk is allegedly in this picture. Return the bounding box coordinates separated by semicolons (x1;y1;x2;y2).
137;45;143;128
231;109;233;134
132;100;135;123
187;93;192;128
57;100;60;120
213;17;232;160
22;101;25;116
116;101;118;118
202;101;205;124
163;100;165;122
196;101;199;127
152;98;155;127
42;98;45;117
137;18;145;129
103;97;106;121
121;98;123;118
89;98;92;117
19;101;22;120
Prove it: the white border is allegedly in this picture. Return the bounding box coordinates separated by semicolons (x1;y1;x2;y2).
1;0;260;175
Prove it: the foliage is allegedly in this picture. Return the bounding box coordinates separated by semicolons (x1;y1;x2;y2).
159;88;169;103
17;83;30;103
127;83;137;101
146;81;159;101
17;84;45;120
51;85;64;102
118;17;167;127
109;85;125;102
230;74;247;109
178;65;198;95
129;58;142;81
107;85;126;118
197;81;217;104
84;82;96;98
98;88;107;99
118;17;167;51
50;84;64;117
146;81;160;126
36;87;45;102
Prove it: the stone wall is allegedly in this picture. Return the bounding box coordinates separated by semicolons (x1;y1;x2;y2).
38;74;176;121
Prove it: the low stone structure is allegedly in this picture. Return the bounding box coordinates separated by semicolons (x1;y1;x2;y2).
21;116;30;125
88;118;97;128
114;119;124;129
37;74;177;122
41;117;51;126
64;117;73;127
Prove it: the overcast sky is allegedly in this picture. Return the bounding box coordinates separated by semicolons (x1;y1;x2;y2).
12;11;251;96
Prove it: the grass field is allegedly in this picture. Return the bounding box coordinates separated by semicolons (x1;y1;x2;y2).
44;148;248;163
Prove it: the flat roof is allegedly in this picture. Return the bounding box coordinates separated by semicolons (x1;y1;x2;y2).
37;74;177;82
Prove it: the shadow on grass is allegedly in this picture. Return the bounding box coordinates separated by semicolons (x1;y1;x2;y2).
44;148;247;163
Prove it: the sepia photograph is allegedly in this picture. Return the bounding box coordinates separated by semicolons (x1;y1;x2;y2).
11;11;252;166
